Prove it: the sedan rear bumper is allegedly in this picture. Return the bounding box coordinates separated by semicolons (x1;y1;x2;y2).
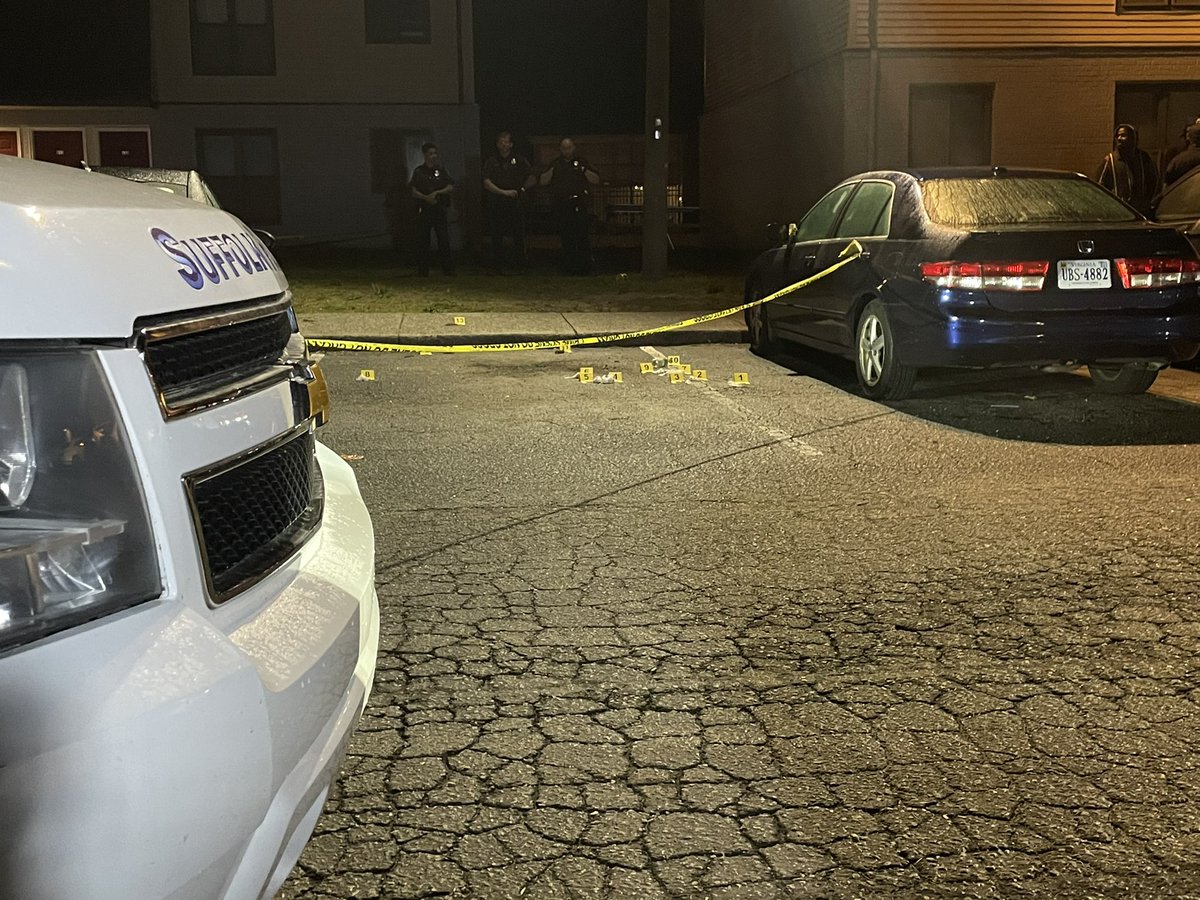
890;303;1200;369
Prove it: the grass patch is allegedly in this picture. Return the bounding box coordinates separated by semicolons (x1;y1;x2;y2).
278;248;745;314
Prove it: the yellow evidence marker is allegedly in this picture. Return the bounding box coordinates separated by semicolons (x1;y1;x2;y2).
453;316;467;326
578;367;594;383
692;369;708;381
639;362;654;374
669;371;686;384
667;355;681;367
610;372;624;383
731;372;750;385
357;369;376;381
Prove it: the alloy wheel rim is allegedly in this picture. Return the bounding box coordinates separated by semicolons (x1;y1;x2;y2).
859;315;885;386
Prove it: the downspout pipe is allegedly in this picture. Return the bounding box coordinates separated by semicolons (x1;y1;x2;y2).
866;0;879;169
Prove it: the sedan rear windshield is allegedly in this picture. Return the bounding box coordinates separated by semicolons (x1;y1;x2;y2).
922;177;1141;228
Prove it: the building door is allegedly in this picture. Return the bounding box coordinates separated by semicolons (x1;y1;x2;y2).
99;130;151;167
0;131;18;157
32;130;86;167
909;85;993;167
1115;83;1200;178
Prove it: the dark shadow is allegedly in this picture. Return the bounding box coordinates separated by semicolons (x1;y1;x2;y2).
762;344;1200;447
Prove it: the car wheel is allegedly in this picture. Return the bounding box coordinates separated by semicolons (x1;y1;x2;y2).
1087;363;1159;395
746;289;780;355
855;299;917;400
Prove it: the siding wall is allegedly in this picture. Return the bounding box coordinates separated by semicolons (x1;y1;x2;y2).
848;0;1200;47
867;53;1200;177
151;0;471;104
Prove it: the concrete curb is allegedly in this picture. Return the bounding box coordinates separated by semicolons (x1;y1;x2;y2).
306;328;749;348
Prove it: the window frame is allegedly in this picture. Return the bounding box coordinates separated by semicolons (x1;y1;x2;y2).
195;127;281;225
1117;0;1200;12
908;83;994;168
364;0;432;44
189;0;276;76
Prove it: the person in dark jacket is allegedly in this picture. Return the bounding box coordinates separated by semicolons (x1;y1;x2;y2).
1096;124;1158;217
538;137;601;275
482;131;533;272
409;142;455;276
1164;123;1200;188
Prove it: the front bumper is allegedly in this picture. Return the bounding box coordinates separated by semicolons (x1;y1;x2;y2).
0;444;379;900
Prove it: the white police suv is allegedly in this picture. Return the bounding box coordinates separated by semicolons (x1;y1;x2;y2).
0;155;379;899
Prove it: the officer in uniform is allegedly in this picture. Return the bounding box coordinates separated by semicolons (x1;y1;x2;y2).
538;137;601;275
409;142;455;276
482;131;533;272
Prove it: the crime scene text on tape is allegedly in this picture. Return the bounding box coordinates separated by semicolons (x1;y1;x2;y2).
307;240;864;355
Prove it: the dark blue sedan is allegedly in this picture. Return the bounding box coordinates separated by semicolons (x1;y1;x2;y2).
745;167;1200;400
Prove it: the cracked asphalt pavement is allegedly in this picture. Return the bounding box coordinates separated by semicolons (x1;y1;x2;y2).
281;345;1200;899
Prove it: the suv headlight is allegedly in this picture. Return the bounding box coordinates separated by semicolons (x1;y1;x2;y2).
0;351;160;652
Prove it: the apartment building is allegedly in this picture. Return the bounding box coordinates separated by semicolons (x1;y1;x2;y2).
702;0;1200;249
0;0;479;244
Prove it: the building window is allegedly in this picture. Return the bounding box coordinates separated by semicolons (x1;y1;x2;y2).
1117;1;1200;11
365;0;431;44
909;84;993;167
197;129;281;225
191;0;275;75
1115;82;1200;174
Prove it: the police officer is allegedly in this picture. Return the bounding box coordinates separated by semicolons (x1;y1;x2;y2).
482;131;533;273
409;142;455;276
538;137;600;275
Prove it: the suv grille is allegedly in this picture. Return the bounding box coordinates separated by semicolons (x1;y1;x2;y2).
186;426;324;603
137;295;296;418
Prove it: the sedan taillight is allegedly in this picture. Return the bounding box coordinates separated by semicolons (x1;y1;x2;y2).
1114;257;1200;289
920;261;1048;292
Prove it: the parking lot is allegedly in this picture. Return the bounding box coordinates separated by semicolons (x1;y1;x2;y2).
281;345;1200;899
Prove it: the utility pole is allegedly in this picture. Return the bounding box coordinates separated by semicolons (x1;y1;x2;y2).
641;0;670;279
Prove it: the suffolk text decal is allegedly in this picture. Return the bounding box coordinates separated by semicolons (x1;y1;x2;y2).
150;227;279;290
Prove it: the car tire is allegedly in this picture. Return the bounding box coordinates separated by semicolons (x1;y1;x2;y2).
855;299;917;401
746;288;780;355
1087;363;1159;395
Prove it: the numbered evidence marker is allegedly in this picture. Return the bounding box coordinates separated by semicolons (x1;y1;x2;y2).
609;372;624;383
670;371;686;384
578;367;594;383
356;369;376;382
667;355;682;367
731;372;751;385
453;316;467;326
692;369;708;382
680;363;692;375
639;362;655;374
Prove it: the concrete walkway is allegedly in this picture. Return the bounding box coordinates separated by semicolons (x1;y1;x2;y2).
296;311;749;347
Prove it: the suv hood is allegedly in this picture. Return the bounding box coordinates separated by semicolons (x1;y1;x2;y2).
0;156;287;339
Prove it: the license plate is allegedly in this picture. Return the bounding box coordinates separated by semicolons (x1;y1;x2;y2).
1057;259;1111;290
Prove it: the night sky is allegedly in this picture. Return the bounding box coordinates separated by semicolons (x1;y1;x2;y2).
0;0;703;140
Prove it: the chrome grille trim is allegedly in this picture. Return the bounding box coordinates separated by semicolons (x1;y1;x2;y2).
136;293;298;419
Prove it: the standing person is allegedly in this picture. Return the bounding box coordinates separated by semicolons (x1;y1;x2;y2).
1164;122;1200;188
1095;124;1158;217
409;142;455;276
482;131;533;273
539;137;601;275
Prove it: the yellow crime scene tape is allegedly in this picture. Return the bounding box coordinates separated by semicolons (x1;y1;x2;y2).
306;239;864;355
